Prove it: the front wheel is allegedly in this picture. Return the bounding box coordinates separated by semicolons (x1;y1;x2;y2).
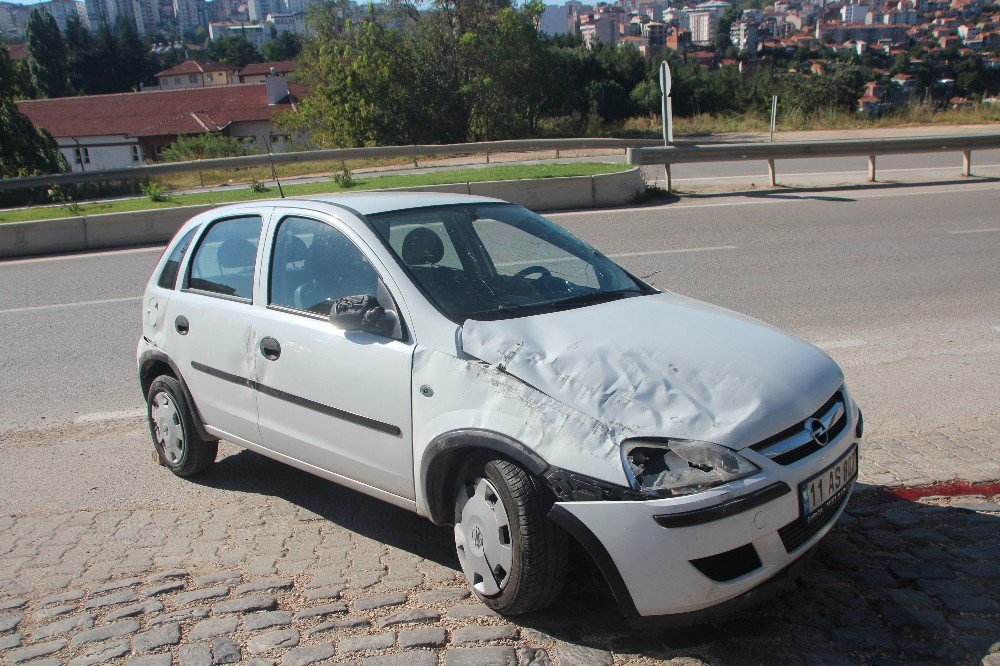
147;375;217;477
454;457;568;615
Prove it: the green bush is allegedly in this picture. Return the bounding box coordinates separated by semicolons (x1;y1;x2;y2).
140;181;170;202
332;166;356;189
160;133;253;162
249;178;269;193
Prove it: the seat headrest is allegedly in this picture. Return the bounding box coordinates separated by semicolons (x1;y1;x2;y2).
217;238;256;271
401;227;444;266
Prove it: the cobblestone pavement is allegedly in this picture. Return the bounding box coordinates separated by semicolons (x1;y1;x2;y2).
1;420;998;665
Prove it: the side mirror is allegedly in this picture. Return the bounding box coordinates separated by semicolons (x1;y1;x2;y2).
331;294;396;337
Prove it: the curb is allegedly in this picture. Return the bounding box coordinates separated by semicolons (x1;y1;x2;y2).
0;169;644;260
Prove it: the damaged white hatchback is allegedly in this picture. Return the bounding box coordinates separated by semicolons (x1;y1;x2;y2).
137;193;863;626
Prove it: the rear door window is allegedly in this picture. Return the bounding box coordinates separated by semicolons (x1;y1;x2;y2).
186;216;263;301
158;226;199;289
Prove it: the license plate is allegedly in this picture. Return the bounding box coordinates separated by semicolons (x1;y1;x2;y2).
800;446;858;518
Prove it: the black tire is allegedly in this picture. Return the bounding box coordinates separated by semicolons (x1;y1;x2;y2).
454;456;568;615
146;374;217;477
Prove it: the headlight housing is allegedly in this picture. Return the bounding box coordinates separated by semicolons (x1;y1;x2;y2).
621;439;760;496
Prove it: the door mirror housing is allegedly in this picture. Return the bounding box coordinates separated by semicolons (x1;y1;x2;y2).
331;294;397;337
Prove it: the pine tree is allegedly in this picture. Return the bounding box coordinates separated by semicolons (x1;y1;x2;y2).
65;13;96;93
25;8;69;98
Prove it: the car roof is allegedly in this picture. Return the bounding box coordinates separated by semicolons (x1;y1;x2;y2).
251;192;506;217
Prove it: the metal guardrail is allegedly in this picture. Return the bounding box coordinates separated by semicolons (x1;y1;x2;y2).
0;137;664;191
627;133;1000;191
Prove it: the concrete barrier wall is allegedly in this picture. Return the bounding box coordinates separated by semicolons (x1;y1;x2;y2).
0;169;644;259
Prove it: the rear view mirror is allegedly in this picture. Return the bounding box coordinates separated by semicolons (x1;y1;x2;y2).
331;294;397;337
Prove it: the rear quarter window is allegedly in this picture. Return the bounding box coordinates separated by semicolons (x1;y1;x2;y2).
157;226;199;290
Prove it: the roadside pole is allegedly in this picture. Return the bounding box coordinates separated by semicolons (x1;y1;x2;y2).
770;95;778;143
659;60;673;192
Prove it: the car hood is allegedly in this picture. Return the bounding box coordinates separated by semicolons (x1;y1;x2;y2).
460;292;844;450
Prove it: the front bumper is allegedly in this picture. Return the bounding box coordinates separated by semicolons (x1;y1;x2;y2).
548;416;860;622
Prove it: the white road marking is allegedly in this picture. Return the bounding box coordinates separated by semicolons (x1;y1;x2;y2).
609;245;737;258
0;296;141;315
949;227;1000;234
74;409;146;423
814;339;866;350
0;245;162;266
672;163;1000;183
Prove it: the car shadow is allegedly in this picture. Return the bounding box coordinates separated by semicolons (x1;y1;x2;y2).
194;451;999;664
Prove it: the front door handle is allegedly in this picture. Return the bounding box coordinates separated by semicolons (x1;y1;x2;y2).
175;316;189;335
259;337;281;361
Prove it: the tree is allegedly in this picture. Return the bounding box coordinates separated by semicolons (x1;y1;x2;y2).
25;8;69;98
1;44;66;182
204;35;264;67
0;40;34;99
65;13;97;93
263;31;302;61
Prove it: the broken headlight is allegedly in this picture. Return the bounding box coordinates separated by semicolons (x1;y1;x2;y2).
621;439;760;496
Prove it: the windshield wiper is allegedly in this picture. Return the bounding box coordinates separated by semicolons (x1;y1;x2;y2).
546;289;643;309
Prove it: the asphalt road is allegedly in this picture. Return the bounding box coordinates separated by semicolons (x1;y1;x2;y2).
2;178;999;442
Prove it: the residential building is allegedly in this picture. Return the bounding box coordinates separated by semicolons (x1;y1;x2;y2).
17;79;304;171
238;59;294;83
840;1;870;22
266;11;308;36
580;15;619;46
689;10;717;45
730;19;759;51
35;0;81;31
173;0;205;30
209;22;266;50
0;2;31;36
540;3;572;35
156;60;239;88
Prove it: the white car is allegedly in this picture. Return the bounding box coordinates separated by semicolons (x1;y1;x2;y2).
137;193;862;625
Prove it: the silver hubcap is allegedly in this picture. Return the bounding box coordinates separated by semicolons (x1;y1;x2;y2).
151;392;184;464
454;477;513;596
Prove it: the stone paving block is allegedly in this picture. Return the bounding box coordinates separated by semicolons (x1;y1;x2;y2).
107;599;164;621
303;585;345;601
447;604;499;619
0;598;28;610
32;612;95;640
7;638;68;664
83;589;139;610
452;625;519;644
279;643;335;666
242;610;293;632
247;628;300;655
127;654;172;666
0;612;24;631
363;651;439;666
378;608;440;628
133;622;182;653
92;577;142;594
147;607;209;626
212;594;276;615
234;578;294;595
190;616;240;641
33;603;77;621
338;631;396;653
0;632;22;649
416;589;470;604
178;643;213;666
304;616;369;637
67;639;131;666
147;570;188;583
444;646;517;666
140;581;186;598
293;602;347;620
70;618;141;647
354;593;407;612
193;571;241;586
399;626;447;648
212;637;242;664
175;585;230;606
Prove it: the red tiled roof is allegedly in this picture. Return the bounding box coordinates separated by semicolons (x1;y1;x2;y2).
6;42;27;60
238;60;296;76
17;83;306;139
155;60;238;77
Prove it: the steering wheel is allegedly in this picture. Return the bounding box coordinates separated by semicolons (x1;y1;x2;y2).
513;265;552;280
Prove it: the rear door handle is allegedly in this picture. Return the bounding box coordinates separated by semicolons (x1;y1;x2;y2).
175;316;189;335
259;337;281;361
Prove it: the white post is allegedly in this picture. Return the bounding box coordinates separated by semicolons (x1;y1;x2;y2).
659;61;672;146
868;155;876;182
770;95;778;143
666;96;674;144
963;150;971;177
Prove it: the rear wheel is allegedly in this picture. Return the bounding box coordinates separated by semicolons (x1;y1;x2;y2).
453;457;568;615
147;375;217;477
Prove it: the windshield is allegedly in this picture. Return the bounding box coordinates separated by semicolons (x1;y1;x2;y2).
366;203;651;321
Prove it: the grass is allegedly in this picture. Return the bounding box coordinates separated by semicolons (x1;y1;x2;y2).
0;162;629;225
615;104;1000;138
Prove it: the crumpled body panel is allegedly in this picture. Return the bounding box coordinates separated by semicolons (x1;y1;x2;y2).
460;292;844;453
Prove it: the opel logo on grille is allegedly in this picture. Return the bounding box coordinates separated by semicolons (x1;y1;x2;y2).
804;418;829;446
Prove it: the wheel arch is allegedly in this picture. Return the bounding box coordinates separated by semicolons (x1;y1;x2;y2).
420;429;549;526
138;349;216;442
